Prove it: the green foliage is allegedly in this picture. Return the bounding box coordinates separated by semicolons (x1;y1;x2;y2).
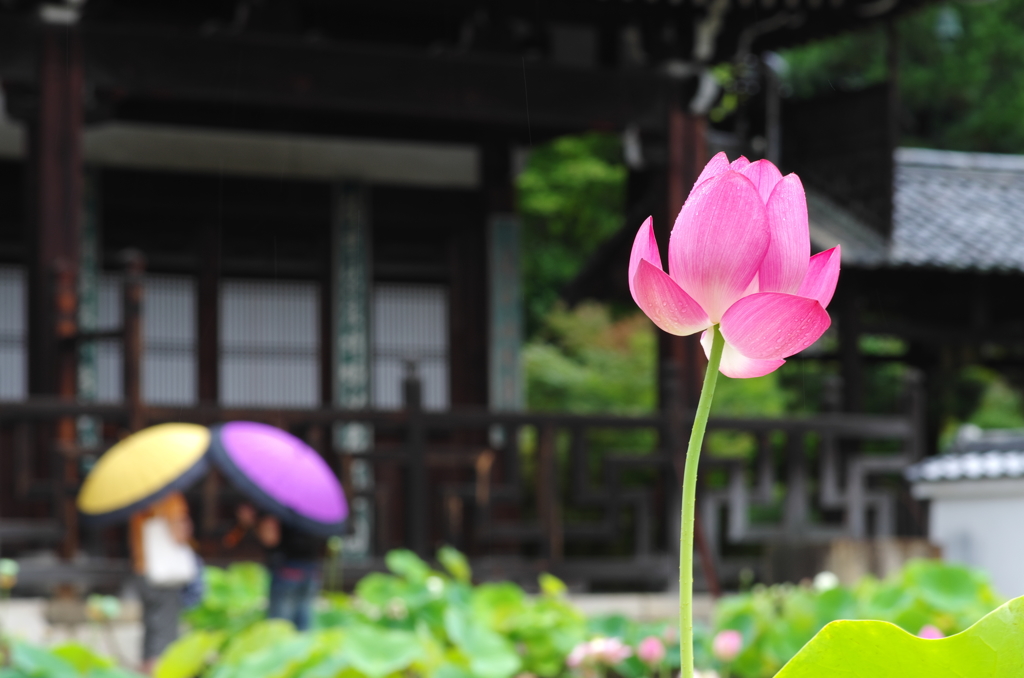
711;559;1003;678
966;373;1024;430
525;303;656;416
154;631;226;678
182;563;268;633
781;0;1024;153
1;555;1017;678
707;370;790;459
160;549;588;678
936;366;1024;450
517;134;626;334
776;595;1024;678
1;641;142;678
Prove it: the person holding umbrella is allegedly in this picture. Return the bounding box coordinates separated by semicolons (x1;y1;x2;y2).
208;422;347;631
227;503;323;630
78;423;210;674
129;491;197;672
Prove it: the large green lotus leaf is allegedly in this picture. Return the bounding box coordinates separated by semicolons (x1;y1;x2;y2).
154;630;227;678
386;549;433;584
438;547;472;584
9;642;79;678
777;595;1024;678
217;620;296;667
340;624;423;678
51;643;115;673
217;635;317;678
444;607;521;678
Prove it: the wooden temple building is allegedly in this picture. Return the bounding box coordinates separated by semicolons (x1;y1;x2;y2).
0;0;954;592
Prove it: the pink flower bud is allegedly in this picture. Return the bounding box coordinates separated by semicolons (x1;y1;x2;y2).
638;636;666;665
712;630;743;662
918;625;944;639
590;637;632;665
567;643;588;668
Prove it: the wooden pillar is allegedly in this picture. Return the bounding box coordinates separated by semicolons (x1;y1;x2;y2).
77;170;100;448
26;25;83;400
25;24;84;560
122;251;145;432
449;143;500;408
197;224;221;408
659;87;709;414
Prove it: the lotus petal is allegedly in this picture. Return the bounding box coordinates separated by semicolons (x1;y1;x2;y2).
701;330;786;379
720;292;831;360
741;159;784;205
797;246;842;308
632;260;712;336
691;152;732;194
729;156;751;171
628;216;662;300
668;172;769;322
759;174;810;294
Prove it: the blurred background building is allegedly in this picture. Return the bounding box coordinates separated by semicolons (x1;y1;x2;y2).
3;0;1023;597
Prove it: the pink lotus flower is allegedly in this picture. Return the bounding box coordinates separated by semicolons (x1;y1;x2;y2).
918;624;945;639
589;637;633;665
566;643;588;668
712;629;743;661
628;153;840;378
637;636;666;665
567;637;633;669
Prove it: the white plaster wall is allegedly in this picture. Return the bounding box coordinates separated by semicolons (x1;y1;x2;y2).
928;495;1024;599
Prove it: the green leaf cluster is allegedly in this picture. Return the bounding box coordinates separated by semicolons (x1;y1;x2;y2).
0;641;143;678
181;563;269;634
526;303;656;416
710;559;1002;678
780;0;1024;153
517;133;626;335
158;548;588;678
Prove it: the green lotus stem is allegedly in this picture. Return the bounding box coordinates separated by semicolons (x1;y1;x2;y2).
680;324;724;678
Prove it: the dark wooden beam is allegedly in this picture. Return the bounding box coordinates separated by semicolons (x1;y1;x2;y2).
26;25;83;398
197;223;221;407
67;23;670;139
447;145;501;410
659;86;708;413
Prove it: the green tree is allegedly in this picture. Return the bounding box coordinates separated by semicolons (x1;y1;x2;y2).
781;0;1024;152
517;133;626;335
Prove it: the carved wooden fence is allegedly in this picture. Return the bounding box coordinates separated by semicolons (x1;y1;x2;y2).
0;254;925;590
0;374;924;591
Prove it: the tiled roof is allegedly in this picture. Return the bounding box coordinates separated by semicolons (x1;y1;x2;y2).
810;148;1024;272
906;450;1024;483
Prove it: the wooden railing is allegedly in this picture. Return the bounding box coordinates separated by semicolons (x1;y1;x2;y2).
0;370;924;591
0;252;925;590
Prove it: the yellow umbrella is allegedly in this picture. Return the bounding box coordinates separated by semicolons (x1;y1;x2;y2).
78;423;211;524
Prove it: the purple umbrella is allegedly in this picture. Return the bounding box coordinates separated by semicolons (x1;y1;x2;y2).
208;421;347;536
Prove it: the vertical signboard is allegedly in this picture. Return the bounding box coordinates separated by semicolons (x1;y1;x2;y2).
488;214;524;411
78;170;100;452
332;183;373;558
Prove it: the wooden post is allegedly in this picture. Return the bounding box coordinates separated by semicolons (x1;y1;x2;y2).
660;87;709;415
403;364;427;555
537;424;563;562
197;225;221;410
122;250;145;432
27;25;83;400
25;23;84;560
